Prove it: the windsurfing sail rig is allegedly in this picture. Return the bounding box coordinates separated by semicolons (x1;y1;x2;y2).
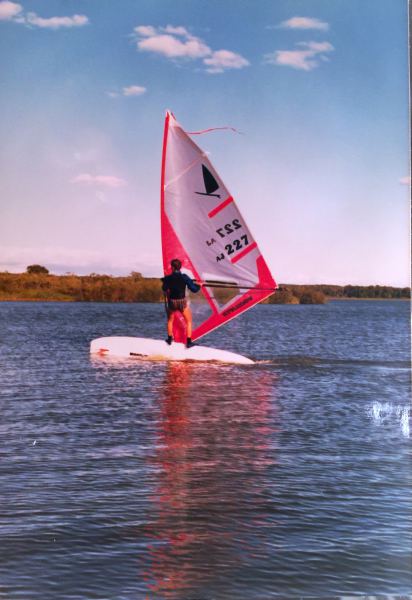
161;111;277;343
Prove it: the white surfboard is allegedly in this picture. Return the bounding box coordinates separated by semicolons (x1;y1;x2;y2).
90;337;254;365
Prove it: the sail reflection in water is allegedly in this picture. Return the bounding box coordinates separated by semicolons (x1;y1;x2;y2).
143;363;278;597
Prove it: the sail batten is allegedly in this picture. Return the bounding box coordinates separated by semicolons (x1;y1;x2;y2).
161;111;277;342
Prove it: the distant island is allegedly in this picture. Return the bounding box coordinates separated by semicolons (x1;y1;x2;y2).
0;266;409;304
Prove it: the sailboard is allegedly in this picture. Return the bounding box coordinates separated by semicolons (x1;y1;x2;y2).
90;337;253;365
90;111;277;364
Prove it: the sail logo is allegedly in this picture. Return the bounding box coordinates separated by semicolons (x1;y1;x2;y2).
222;295;253;317
196;165;221;198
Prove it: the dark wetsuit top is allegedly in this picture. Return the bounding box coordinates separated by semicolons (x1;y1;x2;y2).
161;272;200;299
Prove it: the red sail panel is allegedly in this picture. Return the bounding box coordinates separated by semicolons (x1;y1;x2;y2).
161;113;218;342
192;256;275;340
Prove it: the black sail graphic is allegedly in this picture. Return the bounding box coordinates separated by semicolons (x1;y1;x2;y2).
196;164;221;197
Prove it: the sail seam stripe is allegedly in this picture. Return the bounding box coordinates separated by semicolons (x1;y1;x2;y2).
208;196;234;218
230;242;258;264
165;157;201;189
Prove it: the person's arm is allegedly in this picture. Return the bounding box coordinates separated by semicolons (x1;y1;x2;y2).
182;274;201;293
161;276;168;293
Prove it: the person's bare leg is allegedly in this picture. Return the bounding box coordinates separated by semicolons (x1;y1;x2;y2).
182;307;193;338
167;311;174;337
182;307;195;347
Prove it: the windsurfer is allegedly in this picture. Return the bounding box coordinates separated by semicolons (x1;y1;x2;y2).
161;259;201;348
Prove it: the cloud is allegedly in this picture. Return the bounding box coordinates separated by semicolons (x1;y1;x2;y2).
138;32;210;59
278;16;329;31
163;25;190;36
134;25;157;37
265;41;334;71
0;4;89;28
71;174;127;188
0;1;22;20
134;24;249;73
122;85;146;96
301;41;333;52
25;12;88;28
204;50;250;74
106;85;147;98
399;176;411;185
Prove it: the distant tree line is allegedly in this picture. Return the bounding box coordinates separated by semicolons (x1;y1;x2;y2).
0;270;162;302
327;284;411;299
265;286;327;304
0;268;409;303
265;284;410;304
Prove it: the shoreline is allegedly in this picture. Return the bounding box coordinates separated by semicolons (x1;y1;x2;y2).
1;274;409;304
328;297;409;301
0;297;408;303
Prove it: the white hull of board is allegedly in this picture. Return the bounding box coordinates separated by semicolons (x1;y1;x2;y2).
90;336;254;365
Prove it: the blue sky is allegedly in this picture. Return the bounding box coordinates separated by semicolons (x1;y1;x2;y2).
0;0;409;285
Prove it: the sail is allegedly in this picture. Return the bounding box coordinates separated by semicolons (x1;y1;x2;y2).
161;111;277;342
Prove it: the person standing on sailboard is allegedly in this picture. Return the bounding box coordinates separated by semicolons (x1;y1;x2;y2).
161;258;201;348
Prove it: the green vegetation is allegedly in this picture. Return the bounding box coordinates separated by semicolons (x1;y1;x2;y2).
26;264;49;274
266;287;326;305
0;271;163;302
265;284;410;304
0;270;409;304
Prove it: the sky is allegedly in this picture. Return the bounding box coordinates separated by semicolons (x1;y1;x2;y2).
0;0;410;286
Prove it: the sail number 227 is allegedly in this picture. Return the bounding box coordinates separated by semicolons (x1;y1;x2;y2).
216;219;242;238
225;235;249;256
214;219;249;261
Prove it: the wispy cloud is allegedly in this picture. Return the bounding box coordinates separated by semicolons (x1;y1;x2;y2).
0;2;89;28
0;1;22;20
122;85;146;96
71;174;127;188
134;25;157;37
106;85;147;98
163;25;190;36
399;176;411;185
134;24;249;74
204;50;250;74
265;41;334;71
25;12;88;29
278;16;329;31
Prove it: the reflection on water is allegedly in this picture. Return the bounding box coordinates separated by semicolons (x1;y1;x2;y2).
144;362;277;597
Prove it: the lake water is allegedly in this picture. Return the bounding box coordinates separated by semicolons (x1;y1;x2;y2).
0;300;410;599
